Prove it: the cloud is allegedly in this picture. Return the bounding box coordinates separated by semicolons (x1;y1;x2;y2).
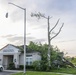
7;36;47;45
48;0;76;12
32;24;47;30
1;0;76;56
33;38;47;44
1;34;36;45
1;34;16;38
7;36;23;42
1;34;46;45
0;0;54;22
1;35;23;44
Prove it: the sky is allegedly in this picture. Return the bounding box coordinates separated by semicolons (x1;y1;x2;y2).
0;0;76;57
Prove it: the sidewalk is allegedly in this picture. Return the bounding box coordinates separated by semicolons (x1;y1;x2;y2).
4;70;23;73
56;73;74;75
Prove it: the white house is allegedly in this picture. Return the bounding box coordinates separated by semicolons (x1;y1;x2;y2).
0;44;41;69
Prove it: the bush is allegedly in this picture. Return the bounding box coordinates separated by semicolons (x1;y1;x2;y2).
26;65;34;70
7;62;15;70
40;60;49;71
32;60;50;71
19;65;34;70
32;61;41;71
19;65;24;70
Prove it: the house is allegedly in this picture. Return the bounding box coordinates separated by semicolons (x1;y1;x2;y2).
0;44;41;69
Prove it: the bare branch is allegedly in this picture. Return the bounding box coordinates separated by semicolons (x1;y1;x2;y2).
50;19;60;33
38;12;45;17
31;12;40;18
50;23;64;40
31;12;52;19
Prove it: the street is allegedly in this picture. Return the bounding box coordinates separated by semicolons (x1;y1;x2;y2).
0;71;15;75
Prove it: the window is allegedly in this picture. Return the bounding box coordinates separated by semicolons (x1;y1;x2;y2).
26;61;28;65
26;55;32;65
26;55;32;57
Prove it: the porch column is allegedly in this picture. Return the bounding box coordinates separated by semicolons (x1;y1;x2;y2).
0;54;3;65
14;54;19;68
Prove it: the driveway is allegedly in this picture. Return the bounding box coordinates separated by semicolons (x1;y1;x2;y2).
0;71;15;75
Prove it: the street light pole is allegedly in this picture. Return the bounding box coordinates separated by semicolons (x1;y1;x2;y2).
47;16;51;67
8;3;26;74
24;9;26;74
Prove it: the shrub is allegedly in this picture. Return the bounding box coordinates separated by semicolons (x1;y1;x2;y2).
19;65;34;70
32;60;50;71
7;62;15;70
26;65;34;70
32;61;41;71
19;65;24;70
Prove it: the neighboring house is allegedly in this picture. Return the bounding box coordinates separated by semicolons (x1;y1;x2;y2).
0;44;41;69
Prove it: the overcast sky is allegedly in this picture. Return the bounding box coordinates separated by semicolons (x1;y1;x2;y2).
0;0;76;57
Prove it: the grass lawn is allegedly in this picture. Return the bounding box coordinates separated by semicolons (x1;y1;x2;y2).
11;71;62;75
51;68;76;74
11;68;76;75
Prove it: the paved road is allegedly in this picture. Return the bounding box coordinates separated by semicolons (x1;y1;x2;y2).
0;71;15;75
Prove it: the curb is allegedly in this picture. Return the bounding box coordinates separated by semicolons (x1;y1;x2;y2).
4;70;23;73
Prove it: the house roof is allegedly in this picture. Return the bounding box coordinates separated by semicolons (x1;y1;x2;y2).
0;44;17;51
0;44;39;53
17;45;38;53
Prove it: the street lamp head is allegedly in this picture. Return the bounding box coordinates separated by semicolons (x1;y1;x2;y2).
5;12;8;18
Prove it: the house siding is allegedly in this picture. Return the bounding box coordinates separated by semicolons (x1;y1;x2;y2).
0;44;41;69
19;52;41;65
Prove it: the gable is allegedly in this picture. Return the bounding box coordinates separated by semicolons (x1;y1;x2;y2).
0;44;20;53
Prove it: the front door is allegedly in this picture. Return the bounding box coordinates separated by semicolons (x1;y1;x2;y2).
3;55;13;69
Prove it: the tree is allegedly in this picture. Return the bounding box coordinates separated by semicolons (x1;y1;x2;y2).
17;41;75;70
31;12;64;68
28;41;66;71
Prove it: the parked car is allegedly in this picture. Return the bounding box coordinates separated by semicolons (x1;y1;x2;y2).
0;65;3;72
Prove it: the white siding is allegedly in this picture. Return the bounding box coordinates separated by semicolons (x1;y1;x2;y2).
0;44;41;68
19;53;24;65
19;52;41;65
32;52;41;61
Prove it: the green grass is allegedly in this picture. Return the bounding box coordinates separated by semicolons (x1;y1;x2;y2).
51;68;76;74
11;68;76;75
12;71;62;75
